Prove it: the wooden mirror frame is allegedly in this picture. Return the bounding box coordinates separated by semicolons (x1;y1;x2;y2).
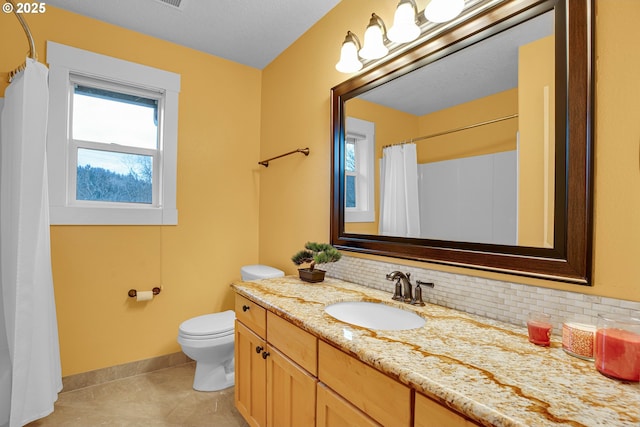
330;0;594;284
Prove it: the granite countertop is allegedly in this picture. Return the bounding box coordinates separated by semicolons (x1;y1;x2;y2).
231;276;640;427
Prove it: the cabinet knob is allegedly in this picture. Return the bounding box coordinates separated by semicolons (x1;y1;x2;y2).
262;351;270;360
255;346;263;354
242;305;250;312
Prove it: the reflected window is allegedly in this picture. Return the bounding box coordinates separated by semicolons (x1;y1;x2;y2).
345;138;357;208
345;117;375;223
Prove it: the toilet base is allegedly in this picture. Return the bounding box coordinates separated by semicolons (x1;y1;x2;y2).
192;358;235;392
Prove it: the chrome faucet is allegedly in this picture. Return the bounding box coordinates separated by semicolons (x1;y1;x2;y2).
385;271;433;306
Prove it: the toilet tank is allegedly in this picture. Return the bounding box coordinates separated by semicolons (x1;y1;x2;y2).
241;264;284;281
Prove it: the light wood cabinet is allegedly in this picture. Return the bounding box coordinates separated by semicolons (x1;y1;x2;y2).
267;311;317;376
267;346;316;427
414;392;480;427
316;382;381;427
235;321;267;427
235;293;317;427
318;341;411;427
235;291;483;427
235;294;266;338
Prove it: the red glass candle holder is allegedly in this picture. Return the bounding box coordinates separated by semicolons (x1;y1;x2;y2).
594;314;640;382
527;312;552;346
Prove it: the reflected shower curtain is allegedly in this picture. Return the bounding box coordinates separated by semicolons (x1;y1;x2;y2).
379;143;421;237
0;58;62;426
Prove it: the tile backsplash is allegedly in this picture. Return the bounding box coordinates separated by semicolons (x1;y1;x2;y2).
324;255;640;334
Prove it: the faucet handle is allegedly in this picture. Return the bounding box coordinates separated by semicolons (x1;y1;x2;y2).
412;280;434;306
416;280;434;288
391;279;403;301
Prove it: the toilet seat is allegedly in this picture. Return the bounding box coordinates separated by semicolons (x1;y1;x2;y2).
179;310;235;340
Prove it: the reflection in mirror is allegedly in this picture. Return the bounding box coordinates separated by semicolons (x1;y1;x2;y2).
331;0;594;284
344;11;554;248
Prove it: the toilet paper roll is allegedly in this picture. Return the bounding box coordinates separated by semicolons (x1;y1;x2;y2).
136;290;154;302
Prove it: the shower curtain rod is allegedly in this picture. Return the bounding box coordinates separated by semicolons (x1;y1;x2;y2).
6;0;38;82
383;113;518;149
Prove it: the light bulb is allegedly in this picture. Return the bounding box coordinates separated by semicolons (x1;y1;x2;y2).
335;32;363;73
388;0;420;44
424;0;465;23
359;14;389;60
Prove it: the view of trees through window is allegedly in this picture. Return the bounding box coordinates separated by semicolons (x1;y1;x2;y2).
76;149;153;204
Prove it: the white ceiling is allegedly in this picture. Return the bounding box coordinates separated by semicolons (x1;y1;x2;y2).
44;0;341;69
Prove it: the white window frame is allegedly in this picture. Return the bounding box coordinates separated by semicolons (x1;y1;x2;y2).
345;117;375;223
47;41;180;225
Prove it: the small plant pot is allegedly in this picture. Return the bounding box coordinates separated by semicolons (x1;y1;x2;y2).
298;268;326;283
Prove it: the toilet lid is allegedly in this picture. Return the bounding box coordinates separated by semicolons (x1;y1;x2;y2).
179;310;235;337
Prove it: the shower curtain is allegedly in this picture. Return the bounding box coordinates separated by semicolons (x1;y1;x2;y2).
0;58;62;426
378;143;421;237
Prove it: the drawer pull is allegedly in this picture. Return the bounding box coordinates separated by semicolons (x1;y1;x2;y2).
242;305;250;312
262;351;270;360
255;345;263;354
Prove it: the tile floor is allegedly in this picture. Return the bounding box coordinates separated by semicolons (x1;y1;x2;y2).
27;363;249;427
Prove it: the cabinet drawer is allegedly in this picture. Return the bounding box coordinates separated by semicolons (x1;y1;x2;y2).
318;341;411;427
415;392;480;427
235;294;266;339
267;311;317;376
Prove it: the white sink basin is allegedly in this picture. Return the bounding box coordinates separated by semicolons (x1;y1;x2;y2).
325;301;425;331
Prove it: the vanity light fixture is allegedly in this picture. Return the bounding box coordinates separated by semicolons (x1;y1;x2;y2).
388;0;421;44
424;0;465;23
359;13;389;60
335;31;363;73
336;0;471;74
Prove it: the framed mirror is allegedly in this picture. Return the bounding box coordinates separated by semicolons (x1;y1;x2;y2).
331;0;594;284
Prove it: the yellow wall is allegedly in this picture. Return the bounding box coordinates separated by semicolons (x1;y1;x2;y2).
518;35;555;247
1;7;262;375
260;0;640;302
416;88;518;163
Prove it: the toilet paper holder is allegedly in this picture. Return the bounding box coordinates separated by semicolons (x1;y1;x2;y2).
128;287;161;298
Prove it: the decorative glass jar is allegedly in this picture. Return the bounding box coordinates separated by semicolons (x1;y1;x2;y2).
562;319;596;360
594;314;640;382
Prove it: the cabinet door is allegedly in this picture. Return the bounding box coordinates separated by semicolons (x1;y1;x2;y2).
414;392;479;427
266;346;317;427
316;383;381;427
235;321;267;427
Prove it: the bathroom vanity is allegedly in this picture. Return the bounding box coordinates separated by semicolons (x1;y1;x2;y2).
232;277;640;426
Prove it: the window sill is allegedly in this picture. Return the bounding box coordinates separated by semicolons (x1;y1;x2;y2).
50;206;177;226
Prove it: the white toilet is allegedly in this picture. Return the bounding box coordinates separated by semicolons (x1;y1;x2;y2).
240;264;285;281
178;264;284;392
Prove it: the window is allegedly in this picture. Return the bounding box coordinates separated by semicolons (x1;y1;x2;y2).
345;117;375;223
47;41;180;225
345;137;357;208
72;79;159;205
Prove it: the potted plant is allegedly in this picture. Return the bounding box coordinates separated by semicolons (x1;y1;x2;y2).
291;242;342;283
